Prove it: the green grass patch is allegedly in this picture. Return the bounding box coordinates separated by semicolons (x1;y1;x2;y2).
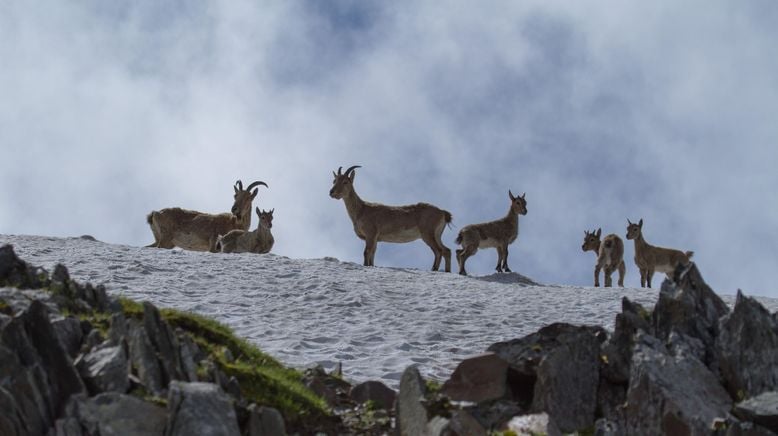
0;299;10;315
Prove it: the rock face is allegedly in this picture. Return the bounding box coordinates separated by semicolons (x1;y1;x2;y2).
76;344;129;395
717;291;778;399
56;393;167;436
623;334;732;435
733;391;778;433
166;381;241;436
396;366;429;436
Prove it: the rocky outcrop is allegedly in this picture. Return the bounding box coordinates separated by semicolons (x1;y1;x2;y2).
717;291;778;399
733;391;778;433
166;381;240;436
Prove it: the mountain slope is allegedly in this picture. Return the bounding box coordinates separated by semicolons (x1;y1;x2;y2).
3;234;776;388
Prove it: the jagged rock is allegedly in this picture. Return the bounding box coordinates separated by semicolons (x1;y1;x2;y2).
302;365;352;409
396;366;430;436
82;328;104;352
166;381;240;436
447;409;486;436
531;324;600;433
128;319;165;395
596;377;626;423
0;343;52;436
56;392;166;436
0;245;49;289
350;380;396;410
52;316;84;358
505;413;561;436
601;297;651;384
76;344;129;395
224;376;242;401
487;323;606;410
653;263;729;367
465;398;523;431
108;312;127;344
441;352;509;403
245;404;287;436
177;330;202;382
623;334;732;435
717;291;778;399
143;302;184;383
733;391;778;433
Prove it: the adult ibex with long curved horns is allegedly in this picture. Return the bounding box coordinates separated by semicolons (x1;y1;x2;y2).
146;180;268;252
329;165;453;272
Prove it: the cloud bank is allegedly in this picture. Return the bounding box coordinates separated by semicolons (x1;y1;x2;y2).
1;1;777;296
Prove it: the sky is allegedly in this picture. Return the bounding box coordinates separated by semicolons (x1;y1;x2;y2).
1;1;777;297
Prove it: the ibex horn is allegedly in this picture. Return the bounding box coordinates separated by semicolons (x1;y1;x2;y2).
235;180;243;190
344;165;361;176
246;181;268;191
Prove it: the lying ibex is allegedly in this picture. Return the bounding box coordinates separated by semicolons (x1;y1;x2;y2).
217;208;275;254
329;165;453;271
147;180;268;252
581;228;626;287
455;191;527;276
626;218;693;288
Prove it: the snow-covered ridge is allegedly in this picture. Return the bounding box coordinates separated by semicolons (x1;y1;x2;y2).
3;234;777;389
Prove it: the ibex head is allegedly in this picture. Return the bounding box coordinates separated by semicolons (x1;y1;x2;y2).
255;207;274;229
582;228;602;252
626;218;643;240
508;190;528;215
329;165;361;199
232;180;268;219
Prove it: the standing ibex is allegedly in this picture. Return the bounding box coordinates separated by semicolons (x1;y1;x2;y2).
146;180;268;252
455;191;527;276
581;228;626;287
329;165;453;272
217;208;275;254
626;218;693;288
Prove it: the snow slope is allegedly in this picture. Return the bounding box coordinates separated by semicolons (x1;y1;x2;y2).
3;234;776;389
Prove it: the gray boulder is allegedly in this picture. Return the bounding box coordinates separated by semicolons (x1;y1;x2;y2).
396;366;429;436
531;325;601;433
717;291;778;399
76;344;129;395
166;381;240;436
128;319;165;395
245;404;287;436
51;316;83;359
350;380;396;411
624;334;732;435
653;263;729;367
56;393;166;436
487;323;606;414
143;302;184;383
601;297;651;384
734;391;778;433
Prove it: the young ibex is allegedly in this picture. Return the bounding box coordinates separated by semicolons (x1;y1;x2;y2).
217;208;275;254
626;218;693;288
581;228;626;287
329;165;453;271
146;180;268;252
455;191;527;276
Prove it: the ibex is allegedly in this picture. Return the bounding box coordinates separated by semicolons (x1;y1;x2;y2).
581;228;626;287
146;180;267;252
455;191;527;276
329;165;453;271
217;208;275;254
626;218;693;288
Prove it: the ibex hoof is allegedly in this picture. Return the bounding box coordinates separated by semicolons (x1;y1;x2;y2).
504;267;512;273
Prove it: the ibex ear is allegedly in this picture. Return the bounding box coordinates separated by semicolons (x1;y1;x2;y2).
627;218;632;225
255;206;260;216
596;228;602;237
332;171;337;179
270;208;275;214
521;192;526;199
348;171;356;182
509;190;515;200
639;218;643;227
251;189;258;199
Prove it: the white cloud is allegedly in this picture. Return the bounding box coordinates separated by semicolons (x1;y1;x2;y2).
1;1;776;296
